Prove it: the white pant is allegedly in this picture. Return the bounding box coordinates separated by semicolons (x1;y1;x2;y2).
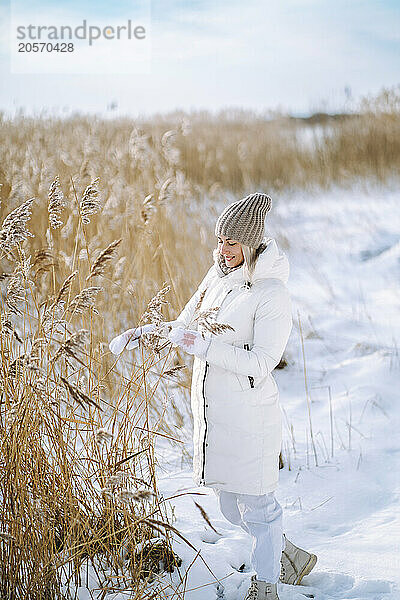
215;490;285;584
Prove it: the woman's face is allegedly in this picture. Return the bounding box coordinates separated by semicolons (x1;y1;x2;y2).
217;235;244;268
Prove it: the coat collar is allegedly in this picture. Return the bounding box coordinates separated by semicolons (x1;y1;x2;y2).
212;237;289;290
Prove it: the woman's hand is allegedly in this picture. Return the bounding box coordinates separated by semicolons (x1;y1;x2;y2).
168;327;211;359
109;324;155;354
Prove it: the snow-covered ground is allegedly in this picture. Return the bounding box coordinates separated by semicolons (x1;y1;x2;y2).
155;185;400;600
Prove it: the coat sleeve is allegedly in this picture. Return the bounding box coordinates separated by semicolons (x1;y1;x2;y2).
168;265;216;330
204;283;292;377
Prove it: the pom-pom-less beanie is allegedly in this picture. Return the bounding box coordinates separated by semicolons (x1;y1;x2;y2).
215;192;272;248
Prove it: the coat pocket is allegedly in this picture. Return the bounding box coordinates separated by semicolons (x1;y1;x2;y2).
235;372;254;392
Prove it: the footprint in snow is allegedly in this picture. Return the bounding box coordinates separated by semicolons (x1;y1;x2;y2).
285;570;396;600
200;530;222;544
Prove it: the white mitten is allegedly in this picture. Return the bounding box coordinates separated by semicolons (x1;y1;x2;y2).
167;327;211;359
109;324;155;354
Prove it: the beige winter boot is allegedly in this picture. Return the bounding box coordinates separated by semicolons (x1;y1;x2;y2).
279;534;317;585
244;576;279;599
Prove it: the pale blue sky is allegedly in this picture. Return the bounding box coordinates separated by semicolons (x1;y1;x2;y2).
0;0;399;116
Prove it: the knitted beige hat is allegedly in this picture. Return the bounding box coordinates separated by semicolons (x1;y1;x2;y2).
215;192;272;248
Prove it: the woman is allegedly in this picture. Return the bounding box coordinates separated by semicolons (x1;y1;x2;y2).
110;193;317;600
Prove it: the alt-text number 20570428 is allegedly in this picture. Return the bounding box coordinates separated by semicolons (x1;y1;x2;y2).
18;42;74;52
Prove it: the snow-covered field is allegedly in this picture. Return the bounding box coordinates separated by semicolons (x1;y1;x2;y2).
154;186;400;600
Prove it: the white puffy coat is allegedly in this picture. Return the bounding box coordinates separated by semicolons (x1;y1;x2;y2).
173;237;292;495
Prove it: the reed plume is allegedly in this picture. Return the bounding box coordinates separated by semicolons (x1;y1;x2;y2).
52;329;89;363
55;270;77;304
80;177;101;224
193;306;235;336
68;286;102;315
48;175;66;229
86;238;121;280
0;198;34;252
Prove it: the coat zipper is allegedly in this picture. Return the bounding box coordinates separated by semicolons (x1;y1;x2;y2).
200;361;209;484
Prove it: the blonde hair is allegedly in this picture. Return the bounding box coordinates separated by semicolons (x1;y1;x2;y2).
242;243;267;284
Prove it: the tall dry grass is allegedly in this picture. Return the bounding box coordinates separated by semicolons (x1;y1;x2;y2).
0;177;201;598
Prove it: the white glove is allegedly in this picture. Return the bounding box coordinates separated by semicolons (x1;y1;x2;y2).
109;324;155;354
167;327;211;359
